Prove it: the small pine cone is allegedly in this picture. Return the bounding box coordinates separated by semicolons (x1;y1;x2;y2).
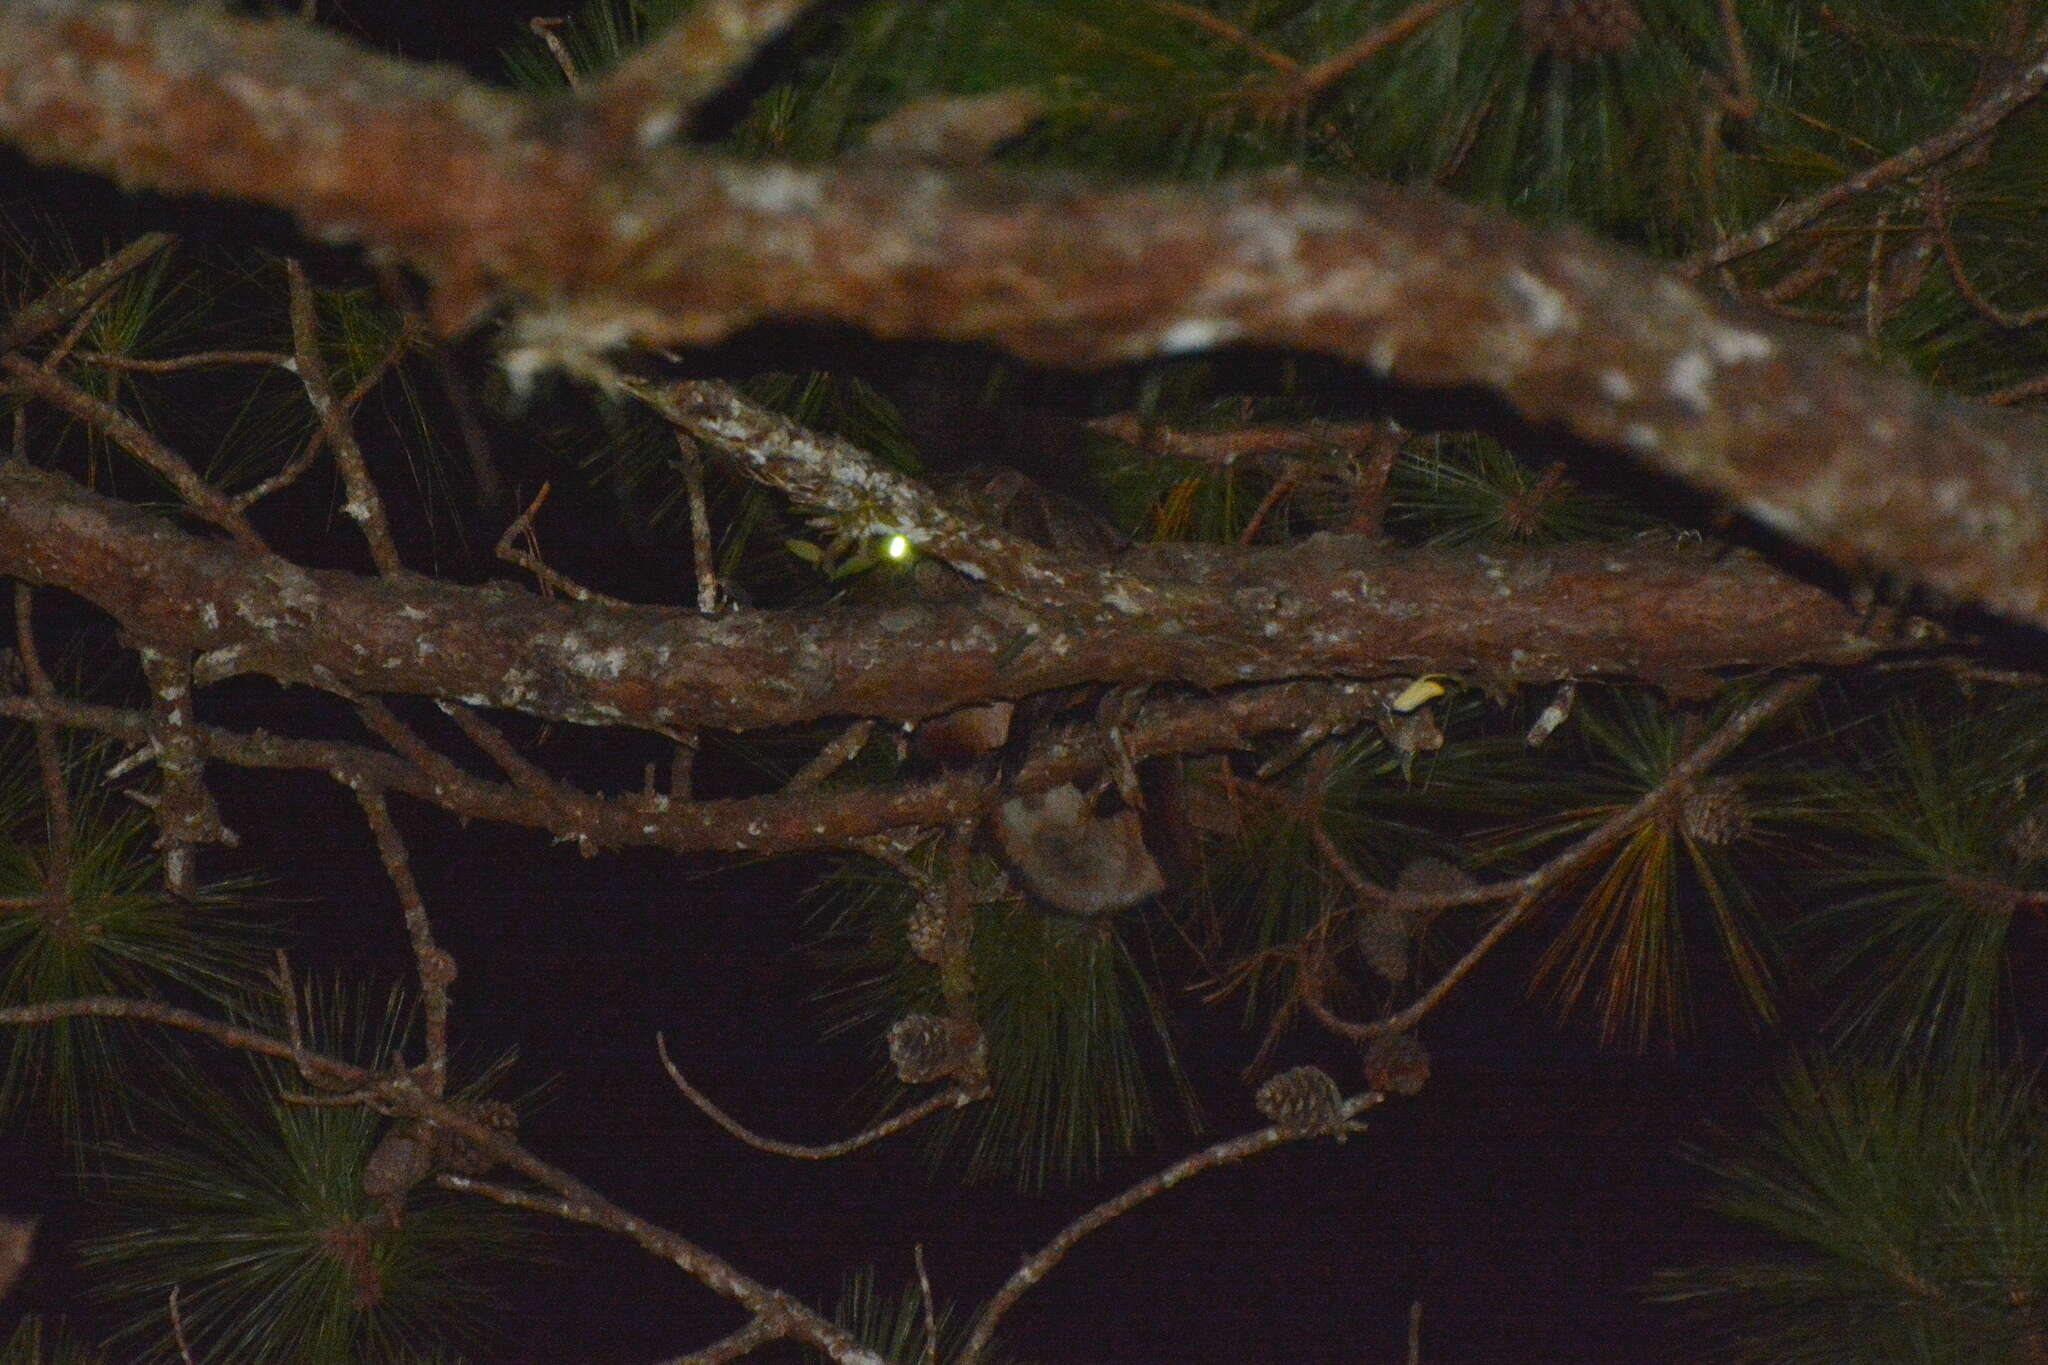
907;899;949;964
1679;777;1752;847
1363;1033;1432;1096
889;1012;985;1085
2007;806;2048;865
1395;855;1475;902
433;1099;519;1178
1520;0;1642;60
1255;1065;1345;1136
1356;907;1413;983
362;1122;433;1226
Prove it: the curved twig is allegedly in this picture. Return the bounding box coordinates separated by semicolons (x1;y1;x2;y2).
657;1031;979;1160
960;1091;1384;1363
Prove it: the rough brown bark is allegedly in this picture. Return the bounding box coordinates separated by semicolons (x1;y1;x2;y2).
0;461;1889;735
3;1;2046;623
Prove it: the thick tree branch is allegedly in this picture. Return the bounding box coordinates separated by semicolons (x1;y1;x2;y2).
4;2;2048;621
0;461;1894;737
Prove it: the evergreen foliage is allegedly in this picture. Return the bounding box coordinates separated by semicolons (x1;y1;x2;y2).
7;0;2048;1359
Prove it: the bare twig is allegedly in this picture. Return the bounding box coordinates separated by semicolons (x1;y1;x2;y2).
915;1244;938;1365
286;260;402;574
1149;1;1299;74
1709;0;1758;121
960;1090;1385;1363
137;645;237;897
784;720;876;793
354;787;456;1096
657;1032;979;1160
1297;0;1465;96
67;348;289;373
0;995;364;1082
12;586;73;935
169;1285;197;1365
437;701;560;802
1086;414;1390;467
674;431;725;614
495;482;628;605
528;17;583;92
1927;180;2048;328
438;1172;887;1365
658;1313;781;1365
0;355;263;549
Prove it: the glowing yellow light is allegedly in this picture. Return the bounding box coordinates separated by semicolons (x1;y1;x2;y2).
884;535;911;561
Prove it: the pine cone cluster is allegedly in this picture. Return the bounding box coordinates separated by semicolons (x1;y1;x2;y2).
1519;0;1643;60
1679;776;1752;847
1255;1065;1346;1136
888;1012;985;1085
1363;1033;1432;1096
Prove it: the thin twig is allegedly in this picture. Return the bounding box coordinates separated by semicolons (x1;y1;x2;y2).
1711;0;1758;121
12;586;73;935
960;1091;1384;1363
0;354;263;549
915;1244;938;1365
1149;1;1299;74
67;348;289;373
437;701;560;801
355;787;456;1097
785;720;876;792
1687;20;2048;274
169;1285;197;1365
1927;180;2048;328
436;1172;886;1365
529;17;583;92
1315;674;1819;1042
285;259;402;574
137;645;236;897
656;1313;781;1365
657;1032;979;1159
674;431;725;614
1297;0;1465;96
495;482;628;605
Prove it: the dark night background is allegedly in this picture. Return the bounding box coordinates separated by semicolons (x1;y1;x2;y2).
0;3;1815;1361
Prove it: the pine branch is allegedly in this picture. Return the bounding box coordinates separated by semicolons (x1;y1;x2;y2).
7;3;2048;622
0;461;1895;735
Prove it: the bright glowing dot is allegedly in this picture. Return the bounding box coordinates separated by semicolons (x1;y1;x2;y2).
884;535;911;560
